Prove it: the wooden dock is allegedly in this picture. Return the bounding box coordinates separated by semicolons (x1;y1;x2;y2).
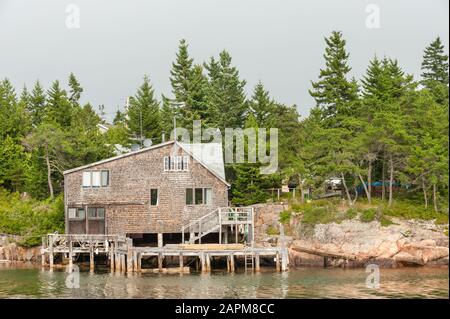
40;234;288;273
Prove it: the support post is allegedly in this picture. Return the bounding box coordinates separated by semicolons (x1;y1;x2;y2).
275;252;281;272
218;208;222;244
201;252;206;272
110;243;115;272
49;235;54;271
89;244;94;272
133;251;138;272
68;237;73;272
158;253;163;272
157;233;163;248
224;227;228;244
255;253;260;272
121;254;126;272
179;253;184;273
226;256;231;272
137;253;142;272
206;254;211;272
230;253;235;273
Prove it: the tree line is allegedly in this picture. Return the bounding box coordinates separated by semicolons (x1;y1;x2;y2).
0;33;448;212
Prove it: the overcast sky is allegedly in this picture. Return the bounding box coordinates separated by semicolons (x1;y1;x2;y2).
0;0;448;122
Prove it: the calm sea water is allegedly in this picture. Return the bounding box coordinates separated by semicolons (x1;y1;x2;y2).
0;264;448;299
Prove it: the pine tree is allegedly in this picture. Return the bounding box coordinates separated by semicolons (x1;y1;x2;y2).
249;82;276;126
309;31;358;124
29;81;46;127
126;75;162;145
169;40;208;127
204;50;247;129
68;73;83;107
45;80;72;128
421;37;449;87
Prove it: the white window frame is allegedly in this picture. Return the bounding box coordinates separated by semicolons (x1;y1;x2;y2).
82;172;91;187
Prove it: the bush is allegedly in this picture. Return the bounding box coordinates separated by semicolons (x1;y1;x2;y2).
279;210;292;224
360;208;377;222
380;216;395;227
0;188;64;247
266;225;279;235
345;208;358;220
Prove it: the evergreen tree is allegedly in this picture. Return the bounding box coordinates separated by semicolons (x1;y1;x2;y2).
29;81;46;127
45;80;72;128
204;50;247;129
126;75;162;145
309;31;358;124
249;82;276;126
421;37;449;87
68;73;83;107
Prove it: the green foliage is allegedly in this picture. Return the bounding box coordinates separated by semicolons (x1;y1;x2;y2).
0;188;64;247
266;225;279;235
279;210;292;224
359;208;377;222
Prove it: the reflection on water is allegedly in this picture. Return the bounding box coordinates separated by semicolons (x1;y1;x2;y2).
0;264;448;299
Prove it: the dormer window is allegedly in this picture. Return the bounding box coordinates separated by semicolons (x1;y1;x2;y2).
164;156;189;171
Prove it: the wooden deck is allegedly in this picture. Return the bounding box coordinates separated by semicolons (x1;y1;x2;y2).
41;234;288;273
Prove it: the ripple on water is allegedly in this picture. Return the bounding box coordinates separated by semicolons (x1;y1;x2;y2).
0;264;448;299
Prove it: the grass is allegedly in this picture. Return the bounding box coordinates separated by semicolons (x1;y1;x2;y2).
0;188;64;247
285;195;449;227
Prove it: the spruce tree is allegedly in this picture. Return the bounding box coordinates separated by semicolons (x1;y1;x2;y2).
204;50;247;129
309;31;358;124
68;73;83;107
249;82;276;127
29;81;46;127
126;75;162;145
421;37;449;87
45;80;72;128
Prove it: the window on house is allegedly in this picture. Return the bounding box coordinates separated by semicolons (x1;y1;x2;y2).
92;171;101;187
164;156;189;171
69;208;85;219
82;170;110;188
150;189;158;206
82;172;91;187
195;188;203;205
101;170;109;186
186;188;193;205
87;207;105;219
204;188;212;205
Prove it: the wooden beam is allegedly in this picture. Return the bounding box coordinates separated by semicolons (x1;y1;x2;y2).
68;238;73;272
89;245;94;272
179;253;184;272
230;253;235;273
275;252;280;272
158;253;163;272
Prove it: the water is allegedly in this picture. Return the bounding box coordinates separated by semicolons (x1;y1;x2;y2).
0;264;448;299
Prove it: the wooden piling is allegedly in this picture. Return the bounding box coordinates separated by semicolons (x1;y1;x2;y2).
121;254;126;272
89;245;94;272
110;243;115;272
206;254;211;272
255;253;260;272
137;253;142;272
68;238;73;272
275;252;281;272
230;253;235;273
133;251;138;272
49;236;54;271
158;253;163;272
179;253;184;272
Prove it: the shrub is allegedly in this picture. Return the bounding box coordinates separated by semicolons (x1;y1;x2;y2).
345;208;358;220
0;188;64;247
279;210;292;224
266;225;279;235
380;216;395;227
360;208;377;222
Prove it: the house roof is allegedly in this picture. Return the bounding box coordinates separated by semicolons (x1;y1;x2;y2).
63;140;230;187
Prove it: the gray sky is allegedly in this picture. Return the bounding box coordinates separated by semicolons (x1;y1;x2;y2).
0;0;448;122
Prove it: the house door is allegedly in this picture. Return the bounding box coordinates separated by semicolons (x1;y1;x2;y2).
87;207;106;234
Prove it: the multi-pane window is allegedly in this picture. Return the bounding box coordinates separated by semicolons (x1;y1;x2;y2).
82;170;109;188
164;156;189;171
150;189;158;206
68;208;86;219
186;188;213;205
87;207;105;219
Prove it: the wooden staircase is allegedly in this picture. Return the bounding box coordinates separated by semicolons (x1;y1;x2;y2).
181;207;254;245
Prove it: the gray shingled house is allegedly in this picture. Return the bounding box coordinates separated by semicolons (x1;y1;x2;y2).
63;140;232;246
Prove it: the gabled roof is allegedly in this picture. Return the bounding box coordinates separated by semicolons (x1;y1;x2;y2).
63;140;230;187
